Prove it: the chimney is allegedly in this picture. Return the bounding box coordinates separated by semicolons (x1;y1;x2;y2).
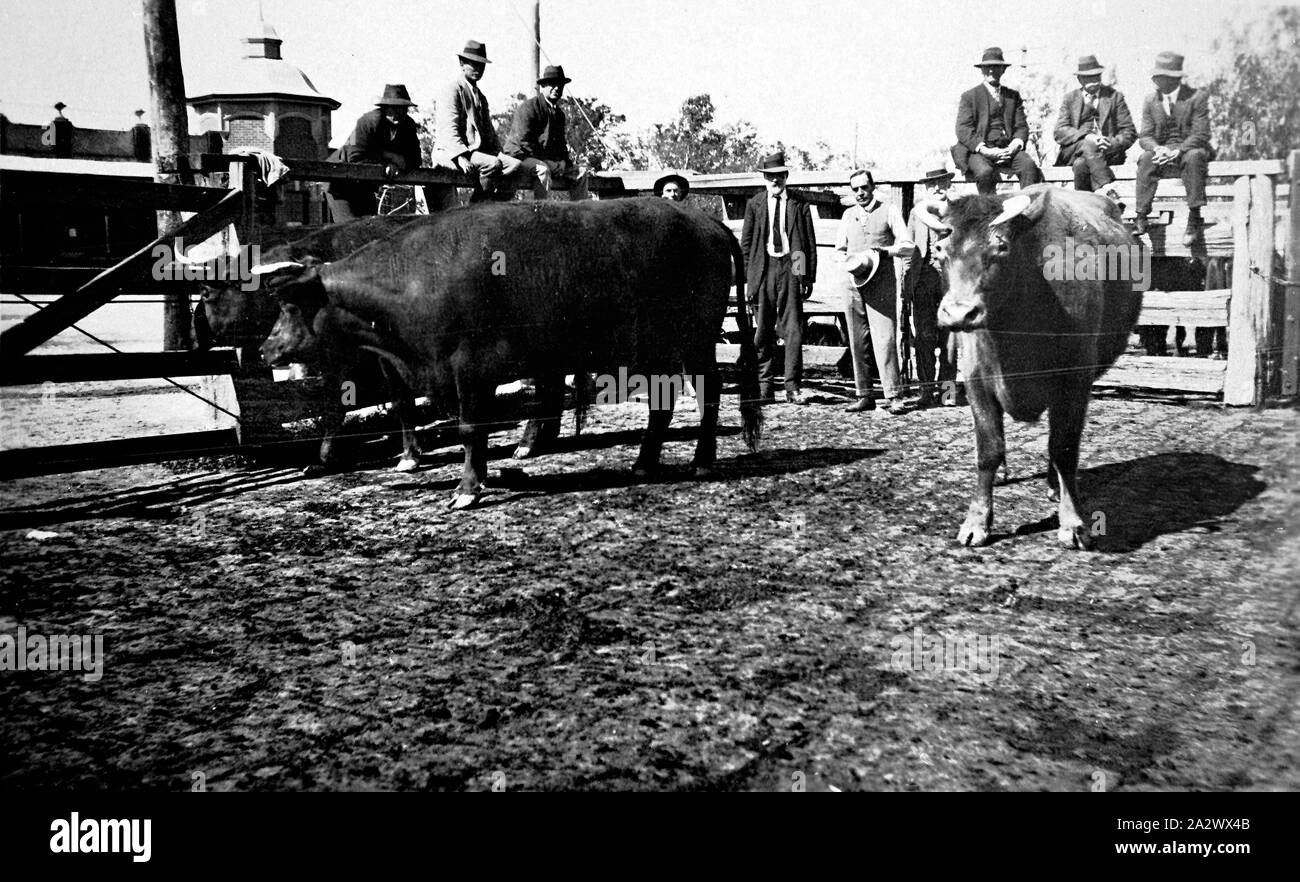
243;22;282;60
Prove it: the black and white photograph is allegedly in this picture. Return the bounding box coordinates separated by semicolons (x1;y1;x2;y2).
0;0;1296;820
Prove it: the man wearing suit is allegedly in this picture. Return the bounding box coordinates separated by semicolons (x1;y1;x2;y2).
1134;51;1215;244
903;167;957;408
503;65;589;201
434;40;523;199
1052;54;1136;195
953;47;1042;195
326;84;422;221
740;151;817;405
835;169;915;415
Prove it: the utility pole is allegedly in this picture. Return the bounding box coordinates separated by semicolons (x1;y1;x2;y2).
141;0;192;350
532;1;542;84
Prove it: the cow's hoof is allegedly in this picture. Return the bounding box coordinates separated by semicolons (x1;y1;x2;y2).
1059;524;1095;550
956;519;991;547
512;445;532;460
448;492;482;511
393;455;420;473
1046;485;1060;502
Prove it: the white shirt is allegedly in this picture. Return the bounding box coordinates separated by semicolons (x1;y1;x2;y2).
1162;87;1179;116
766;192;790;258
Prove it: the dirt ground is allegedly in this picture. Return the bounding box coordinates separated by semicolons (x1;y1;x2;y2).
1;378;1297;791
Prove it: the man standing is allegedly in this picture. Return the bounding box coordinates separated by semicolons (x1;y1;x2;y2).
1053;54;1136;196
903;167;958;408
740;151;817;405
654;172;690;202
435;40;523;198
326;84;422;221
504;65;589;201
953;47;1042;195
1134;51;1215;244
834;169;914;415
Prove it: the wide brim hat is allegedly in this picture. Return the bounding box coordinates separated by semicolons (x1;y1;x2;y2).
653;172;690;196
375;84;416;107
1075;54;1105;76
458;41;491;64
919;166;955;183
974;47;1011;68
756;151;790;175
537;64;572;85
843;250;881;288
1150;50;1186;77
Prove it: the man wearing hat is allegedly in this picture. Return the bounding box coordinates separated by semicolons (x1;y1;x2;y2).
654;172;690;203
326;84;423;221
503;65;589;201
740;151;818;405
435;40;523;198
1052;54;1136;195
903;167;958;408
834;169;915;414
953;47;1042;195
1134;51;1215;243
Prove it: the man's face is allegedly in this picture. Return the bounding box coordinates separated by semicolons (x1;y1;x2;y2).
540;83;564;102
981;65;1005;87
382;105;409;125
924;179;952;201
1153;74;1180;94
461;60;486;82
764;172;788;195
661;183;686;202
1078;74;1102;94
849;174;874;206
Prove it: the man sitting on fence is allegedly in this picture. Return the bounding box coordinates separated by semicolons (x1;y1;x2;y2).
435;40;523;201
325;84;422;221
1133;51;1216;245
1052;54;1136;198
953;47;1042;195
503;65;590;201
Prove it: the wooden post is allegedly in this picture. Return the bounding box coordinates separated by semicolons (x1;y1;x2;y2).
1283;149;1300;398
1224;175;1255;404
532;1;542;82
1250;173;1278;401
141;0;192;351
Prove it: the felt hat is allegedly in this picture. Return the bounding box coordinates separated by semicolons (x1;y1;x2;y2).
1075;54;1105;76
975;47;1011;68
1150;51;1187;77
843;250;881;288
756;150;790;175
458;40;491;64
537;64;572;85
375;84;416;107
653;172;690;196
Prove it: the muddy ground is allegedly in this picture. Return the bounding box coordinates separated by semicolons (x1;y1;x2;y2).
1;377;1297;791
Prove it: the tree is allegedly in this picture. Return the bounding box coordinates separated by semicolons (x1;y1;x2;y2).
1206;5;1300;160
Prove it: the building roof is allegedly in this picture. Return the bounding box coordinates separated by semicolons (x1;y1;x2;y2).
187;23;340;110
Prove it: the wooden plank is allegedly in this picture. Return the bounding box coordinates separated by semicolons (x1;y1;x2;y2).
0;429;239;479
1137;289;1231;328
1284;149;1300;397
1094;354;1227;394
1250;173;1278;399
1224;176;1256;405
0;169;227;212
0;189;243;362
0;350;240;386
0;265;194;294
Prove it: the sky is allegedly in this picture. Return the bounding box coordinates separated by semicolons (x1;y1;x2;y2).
0;0;1289;171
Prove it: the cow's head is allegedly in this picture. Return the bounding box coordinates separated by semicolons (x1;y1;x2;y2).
938;188;1049;331
251;257;328;366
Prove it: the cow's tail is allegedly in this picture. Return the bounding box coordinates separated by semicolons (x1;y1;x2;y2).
723;227;763;451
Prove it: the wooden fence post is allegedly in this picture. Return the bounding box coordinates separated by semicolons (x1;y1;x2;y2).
1224;175;1255;404
1283;149;1300;398
1249;172;1277;401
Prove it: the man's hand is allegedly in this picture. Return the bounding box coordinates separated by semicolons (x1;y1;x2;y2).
800;278;815;299
1006;138;1024;157
455;156;473;174
383;164;399;179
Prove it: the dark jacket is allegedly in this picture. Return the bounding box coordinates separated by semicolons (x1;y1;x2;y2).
503;95;569;162
328;108;422;201
1137;84;1215;159
955;83;1030;154
740;189;817;296
1053;86;1137;165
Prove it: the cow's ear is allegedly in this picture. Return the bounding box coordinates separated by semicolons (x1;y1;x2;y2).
989;189;1049;227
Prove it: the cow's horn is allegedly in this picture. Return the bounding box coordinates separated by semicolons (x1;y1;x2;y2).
990;194;1032;226
250;260;305;275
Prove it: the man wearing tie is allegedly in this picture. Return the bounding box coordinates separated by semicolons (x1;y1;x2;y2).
1134;51;1215;243
1052;54;1136;196
740;151;817;405
434;40;523;199
953;47;1042;195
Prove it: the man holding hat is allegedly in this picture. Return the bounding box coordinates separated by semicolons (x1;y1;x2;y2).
654;172;690;203
1134;51;1215;243
435;40;523;198
326;84;422;221
903;167;958;408
834;169;915;414
504;64;589;201
1052;54;1136;195
740;151;818;405
953;47;1042;195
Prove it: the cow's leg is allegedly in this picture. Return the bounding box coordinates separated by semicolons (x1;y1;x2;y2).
450;368;492;510
308;370;351;477
378;358;422;472
1048;384;1094;550
632;367;677;478
956;380;1004;547
515;373;565;459
688;355;721;477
